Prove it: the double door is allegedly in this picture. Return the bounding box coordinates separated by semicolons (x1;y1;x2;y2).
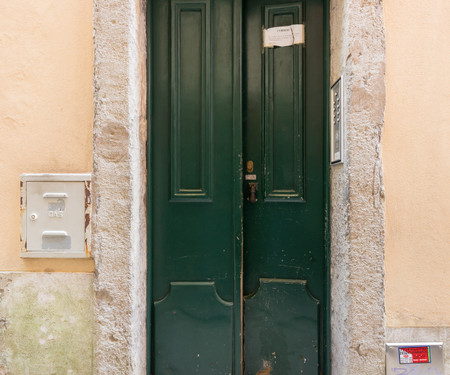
150;0;325;373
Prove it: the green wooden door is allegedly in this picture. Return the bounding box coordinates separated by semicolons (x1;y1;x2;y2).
242;0;324;373
150;0;325;373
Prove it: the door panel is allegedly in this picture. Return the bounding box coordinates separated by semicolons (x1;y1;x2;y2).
154;282;233;374
171;0;212;201
243;0;324;373
243;0;323;299
263;4;304;201
244;279;319;375
151;0;238;372
152;0;234;302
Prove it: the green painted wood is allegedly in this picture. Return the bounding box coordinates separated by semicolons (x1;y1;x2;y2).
152;0;235;302
150;0;326;372
171;0;212;200
264;4;304;201
150;0;239;372
231;1;244;373
323;1;331;372
243;0;325;373
244;279;319;375
243;0;324;297
147;0;153;371
154;282;233;374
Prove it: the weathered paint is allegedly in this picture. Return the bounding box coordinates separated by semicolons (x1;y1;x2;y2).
256;365;273;375
84;180;92;258
0;273;93;374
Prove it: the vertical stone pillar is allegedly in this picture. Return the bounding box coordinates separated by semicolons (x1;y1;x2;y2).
92;0;147;373
330;0;386;373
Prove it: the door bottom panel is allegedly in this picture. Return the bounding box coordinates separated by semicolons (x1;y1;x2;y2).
154;282;233;374
244;279;319;374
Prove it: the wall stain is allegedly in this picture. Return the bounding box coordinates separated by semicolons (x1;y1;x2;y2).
0;274;93;374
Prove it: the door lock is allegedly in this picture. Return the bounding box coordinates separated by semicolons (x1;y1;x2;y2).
247;182;258;203
246;160;254;173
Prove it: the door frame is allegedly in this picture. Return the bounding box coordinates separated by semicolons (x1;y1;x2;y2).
91;0;387;372
147;0;330;373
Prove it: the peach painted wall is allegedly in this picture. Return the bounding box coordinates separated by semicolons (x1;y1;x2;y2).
0;0;94;272
2;0;450;323
384;0;450;326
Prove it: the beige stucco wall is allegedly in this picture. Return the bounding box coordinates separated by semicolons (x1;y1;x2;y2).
384;0;450;327
0;0;94;272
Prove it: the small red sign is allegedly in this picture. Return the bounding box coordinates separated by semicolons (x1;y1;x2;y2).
398;346;430;364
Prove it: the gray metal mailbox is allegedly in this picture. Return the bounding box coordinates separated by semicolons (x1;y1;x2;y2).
386;342;444;374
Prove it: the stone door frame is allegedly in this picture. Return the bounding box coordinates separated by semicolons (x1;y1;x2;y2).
92;0;386;373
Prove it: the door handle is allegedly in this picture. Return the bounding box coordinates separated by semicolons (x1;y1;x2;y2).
247;182;258;203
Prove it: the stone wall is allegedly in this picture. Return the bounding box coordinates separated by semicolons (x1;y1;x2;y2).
92;0;147;373
329;0;386;373
0;273;93;375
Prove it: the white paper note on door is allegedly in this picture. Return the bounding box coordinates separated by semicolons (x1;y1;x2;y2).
263;24;305;48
